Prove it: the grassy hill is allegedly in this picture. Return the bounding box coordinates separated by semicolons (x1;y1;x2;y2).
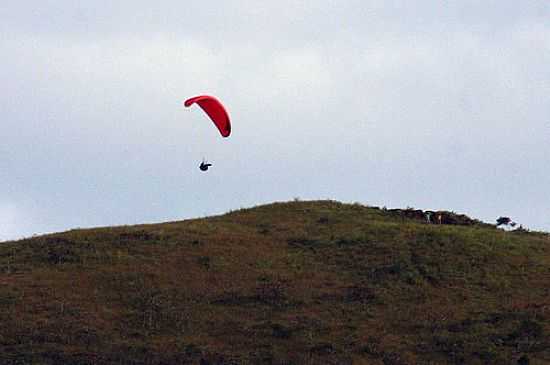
1;200;549;364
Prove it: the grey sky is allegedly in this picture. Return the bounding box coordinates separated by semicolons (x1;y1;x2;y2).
1;1;549;240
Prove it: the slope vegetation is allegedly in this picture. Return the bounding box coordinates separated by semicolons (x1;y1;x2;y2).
1;201;549;364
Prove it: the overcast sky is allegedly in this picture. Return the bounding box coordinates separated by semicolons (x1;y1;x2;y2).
1;1;549;240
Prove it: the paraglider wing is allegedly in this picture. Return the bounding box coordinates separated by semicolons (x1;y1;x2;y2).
184;95;231;137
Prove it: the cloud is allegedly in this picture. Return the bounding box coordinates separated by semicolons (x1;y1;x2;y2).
1;1;549;239
0;202;19;241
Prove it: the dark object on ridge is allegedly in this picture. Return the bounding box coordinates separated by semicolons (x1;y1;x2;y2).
386;208;484;226
496;216;513;227
199;161;212;171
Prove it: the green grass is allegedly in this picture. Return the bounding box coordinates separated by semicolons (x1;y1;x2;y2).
1;200;549;364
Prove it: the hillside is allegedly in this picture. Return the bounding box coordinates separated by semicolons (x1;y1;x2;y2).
1;200;549;364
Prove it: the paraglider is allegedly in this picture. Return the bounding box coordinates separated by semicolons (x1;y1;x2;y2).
184;95;231;137
199;159;212;172
184;95;231;171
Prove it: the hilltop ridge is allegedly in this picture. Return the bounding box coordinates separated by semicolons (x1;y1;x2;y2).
1;200;549;364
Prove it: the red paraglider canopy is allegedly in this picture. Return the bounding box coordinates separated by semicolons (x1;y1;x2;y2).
184;95;231;137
